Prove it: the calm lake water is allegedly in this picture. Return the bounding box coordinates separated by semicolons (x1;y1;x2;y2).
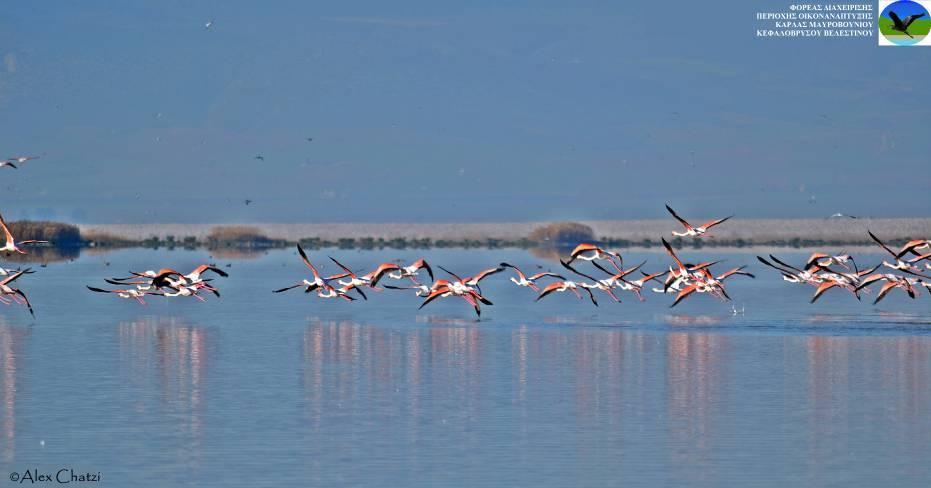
1;247;929;487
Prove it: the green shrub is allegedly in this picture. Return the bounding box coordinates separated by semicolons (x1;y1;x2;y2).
528;222;595;246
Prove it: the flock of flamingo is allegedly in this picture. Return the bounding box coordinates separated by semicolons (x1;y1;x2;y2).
86;264;229;304
264;236;757;317
263;205;929;316
758;232;931;304
1;191;929;318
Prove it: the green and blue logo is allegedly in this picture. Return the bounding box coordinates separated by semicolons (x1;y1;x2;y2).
879;0;931;45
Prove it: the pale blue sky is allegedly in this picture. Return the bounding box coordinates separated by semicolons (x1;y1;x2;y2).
0;1;928;223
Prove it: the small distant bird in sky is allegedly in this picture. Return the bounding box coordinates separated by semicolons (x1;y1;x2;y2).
205;20;213;29
2;155;39;170
888;11;925;38
244;199;252;206
306;137;313;142
6;156;38;164
254;155;264;161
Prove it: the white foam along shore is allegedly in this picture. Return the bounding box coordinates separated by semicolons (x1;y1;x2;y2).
78;218;931;245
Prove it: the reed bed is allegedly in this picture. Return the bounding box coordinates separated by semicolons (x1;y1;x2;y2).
6;220;81;246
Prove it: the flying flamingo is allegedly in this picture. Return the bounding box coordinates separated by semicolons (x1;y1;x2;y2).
383;283;433;297
115;264;227;294
808;278;860;303
162;283;211;301
86;286;164;304
110;268;186;289
897;239;931;257
437;265;503;295
499;262;564;292
183;264;229;284
385;279;453;297
274;244;348;294
668;271;742;307
667;265;747;308
659;237;732;305
665;204;732;238
387;259;434;283
669;265;753;306
559;260;621;302
535;280;598;306
146;269;187;289
660;237;721;289
0;266;32;277
592;260;667;300
418;282;492;317
855;273;920;304
804;253;855;271
670;282;716;308
0;269;35;317
757;255;823;285
616;270;667;300
810;262;880;293
329;257;401;297
869;231;931;276
315;283;357;301
566;243;623;272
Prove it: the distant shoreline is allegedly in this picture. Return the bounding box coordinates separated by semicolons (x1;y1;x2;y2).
7;218;929;253
2;217;927;264
72;218;930;250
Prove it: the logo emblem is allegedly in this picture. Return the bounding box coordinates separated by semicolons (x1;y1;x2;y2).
879;0;931;45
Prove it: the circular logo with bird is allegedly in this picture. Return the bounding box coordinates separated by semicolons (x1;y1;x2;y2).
879;0;930;45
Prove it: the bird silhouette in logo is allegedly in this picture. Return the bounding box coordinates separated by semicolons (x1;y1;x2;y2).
888;11;926;38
